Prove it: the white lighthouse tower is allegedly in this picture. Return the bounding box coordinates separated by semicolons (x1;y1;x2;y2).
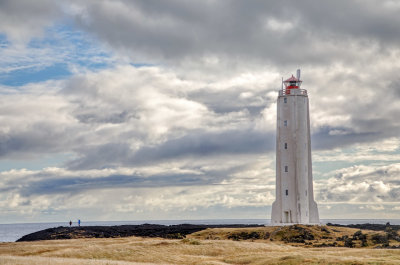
271;70;319;224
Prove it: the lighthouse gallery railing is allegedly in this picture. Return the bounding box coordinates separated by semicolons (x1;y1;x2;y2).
279;89;308;96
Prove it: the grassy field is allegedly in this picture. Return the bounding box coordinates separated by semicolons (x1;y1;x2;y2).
1;226;400;265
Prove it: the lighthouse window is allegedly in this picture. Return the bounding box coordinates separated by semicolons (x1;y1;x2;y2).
284;143;287;149
284;120;287;126
305;190;307;196
285;189;288;196
285;166;288;172
284;97;287;103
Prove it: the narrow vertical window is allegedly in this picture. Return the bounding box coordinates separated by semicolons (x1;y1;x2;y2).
284;97;287;103
285;189;288;196
284;120;287;127
285;166;288;172
305;190;307;196
284;143;287;149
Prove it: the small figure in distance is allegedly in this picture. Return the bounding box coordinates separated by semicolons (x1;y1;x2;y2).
69;220;72;227
78;219;81;227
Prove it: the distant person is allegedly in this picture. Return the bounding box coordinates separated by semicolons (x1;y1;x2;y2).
69;220;72;227
78;219;81;227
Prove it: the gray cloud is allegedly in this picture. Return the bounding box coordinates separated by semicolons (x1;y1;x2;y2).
132;129;274;162
187;86;274;115
311;126;378;150
68;0;400;67
19;172;213;196
294;0;400;45
66;129;275;170
0;0;59;43
0;122;75;159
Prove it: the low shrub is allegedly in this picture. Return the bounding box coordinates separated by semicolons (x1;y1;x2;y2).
165;233;184;239
344;238;355;248
280;226;314;243
181;238;201;245
227;231;269;241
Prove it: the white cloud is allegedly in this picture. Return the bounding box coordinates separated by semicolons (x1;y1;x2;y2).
328;129;349;136
366;205;385;211
315;163;400;204
264;18;294;32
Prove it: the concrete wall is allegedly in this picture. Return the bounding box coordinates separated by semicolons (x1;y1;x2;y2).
271;89;319;224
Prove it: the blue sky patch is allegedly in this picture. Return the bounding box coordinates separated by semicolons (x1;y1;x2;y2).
0;63;71;86
0;22;115;87
0;153;75;172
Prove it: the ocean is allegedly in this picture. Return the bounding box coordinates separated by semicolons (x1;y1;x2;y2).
1;219;400;242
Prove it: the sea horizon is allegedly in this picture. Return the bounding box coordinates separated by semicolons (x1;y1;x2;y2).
2;218;400;243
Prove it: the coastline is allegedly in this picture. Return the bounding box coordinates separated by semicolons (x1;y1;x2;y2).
3;219;400;243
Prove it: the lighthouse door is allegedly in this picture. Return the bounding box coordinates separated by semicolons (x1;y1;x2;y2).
284;211;289;223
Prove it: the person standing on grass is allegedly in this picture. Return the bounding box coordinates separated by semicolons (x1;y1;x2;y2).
78;219;81;227
69;220;72;227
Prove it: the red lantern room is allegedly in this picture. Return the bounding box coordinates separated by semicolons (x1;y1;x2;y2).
283;75;302;89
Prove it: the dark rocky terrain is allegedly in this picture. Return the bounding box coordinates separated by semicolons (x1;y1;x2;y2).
327;222;400;231
16;223;264;242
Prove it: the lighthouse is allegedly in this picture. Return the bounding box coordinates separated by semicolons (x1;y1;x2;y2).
271;70;319;224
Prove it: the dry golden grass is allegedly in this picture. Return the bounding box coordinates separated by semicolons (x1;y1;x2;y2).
1;226;400;265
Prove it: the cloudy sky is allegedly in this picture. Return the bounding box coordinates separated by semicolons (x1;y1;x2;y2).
1;0;400;223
